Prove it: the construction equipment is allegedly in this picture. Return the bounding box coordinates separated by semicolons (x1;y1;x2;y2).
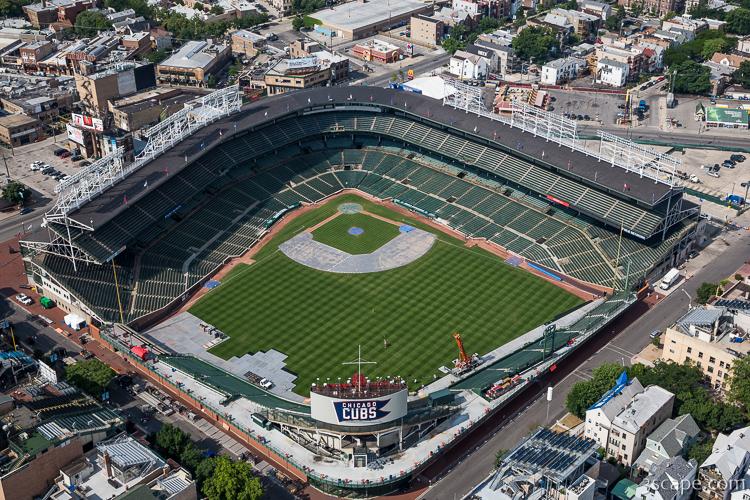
452;333;482;375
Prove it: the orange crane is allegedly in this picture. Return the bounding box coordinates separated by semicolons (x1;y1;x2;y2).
453;332;470;368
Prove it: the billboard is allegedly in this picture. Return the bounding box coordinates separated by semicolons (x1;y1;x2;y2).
72;113;104;132
66;123;85;145
310;389;407;427
39;361;58;383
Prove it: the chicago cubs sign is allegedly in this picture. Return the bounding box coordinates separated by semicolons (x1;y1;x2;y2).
310;389;408;427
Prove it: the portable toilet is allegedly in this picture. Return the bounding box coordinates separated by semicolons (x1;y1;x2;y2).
40;297;54;309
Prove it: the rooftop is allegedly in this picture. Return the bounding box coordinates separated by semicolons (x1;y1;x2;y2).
313;0;429;31
232;29;266;42
159;40;227;70
611;385;674;434
706;106;749;124
0;113;39;127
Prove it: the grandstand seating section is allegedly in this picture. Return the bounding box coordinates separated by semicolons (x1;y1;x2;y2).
31;112;694;323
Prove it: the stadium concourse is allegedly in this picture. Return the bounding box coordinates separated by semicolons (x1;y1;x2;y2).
17;85;704;496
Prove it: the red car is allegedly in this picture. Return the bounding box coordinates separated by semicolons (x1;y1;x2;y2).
59;151;71;158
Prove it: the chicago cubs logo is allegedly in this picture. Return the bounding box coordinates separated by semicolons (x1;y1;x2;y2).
334;400;390;422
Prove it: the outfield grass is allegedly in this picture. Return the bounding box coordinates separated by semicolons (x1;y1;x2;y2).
312;213;401;254
190;195;583;395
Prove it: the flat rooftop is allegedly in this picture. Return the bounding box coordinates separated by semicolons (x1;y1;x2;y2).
0;113;39;127
313;0;430;31
159;40;225;70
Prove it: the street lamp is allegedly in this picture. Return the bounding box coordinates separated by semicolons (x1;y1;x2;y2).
681;289;692;310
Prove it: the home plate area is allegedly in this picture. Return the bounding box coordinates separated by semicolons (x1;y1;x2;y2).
279;226;436;273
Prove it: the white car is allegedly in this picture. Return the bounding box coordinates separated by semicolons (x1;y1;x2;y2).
29;161;43;171
259;378;274;389
15;294;32;305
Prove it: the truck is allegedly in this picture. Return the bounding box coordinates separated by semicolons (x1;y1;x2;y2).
659;268;681;290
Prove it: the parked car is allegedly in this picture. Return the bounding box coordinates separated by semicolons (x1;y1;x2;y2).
722;160;735;169
707;170;720;178
19;207;32;215
71;155;83;162
59;151;71;158
80;161;91;167
53;148;67;156
15;294;32;305
649;330;661;339
689;174;700;183
730;154;746;163
29;161;43;171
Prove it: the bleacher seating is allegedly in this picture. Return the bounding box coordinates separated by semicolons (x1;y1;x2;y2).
31;111;693;323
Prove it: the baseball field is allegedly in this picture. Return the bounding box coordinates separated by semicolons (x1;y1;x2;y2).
190;194;582;395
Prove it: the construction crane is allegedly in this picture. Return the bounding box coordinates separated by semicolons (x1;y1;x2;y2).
453;332;471;372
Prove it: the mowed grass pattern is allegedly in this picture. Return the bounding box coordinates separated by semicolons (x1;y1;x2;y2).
312;213;401;254
191;197;582;394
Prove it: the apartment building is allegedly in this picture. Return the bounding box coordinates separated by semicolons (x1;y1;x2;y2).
585;376;644;449
662;16;708;40
605;385;674;466
22;0;95;28
231;29;266;58
473;39;514;75
596;58;629;86
264;56;331;95
662;307;747;392
618;0;684;18
410;14;445;47
633;414;700;473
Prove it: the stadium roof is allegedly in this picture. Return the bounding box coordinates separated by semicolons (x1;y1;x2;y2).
61;86;674;230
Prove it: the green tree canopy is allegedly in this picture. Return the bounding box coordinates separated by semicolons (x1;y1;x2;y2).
669;60;711;95
726;8;750;35
292;15;305;31
729;356;750;413
479;16;502;33
605;6;626;32
103;0;152;18
202;456;263;500
734;60;750;88
155;423;191;458
2;181;31;205
74;11;113;37
511;26;559;64
701;38;729;60
687;439;714;464
696;282;721;304
65;359;115;397
0;0;33;17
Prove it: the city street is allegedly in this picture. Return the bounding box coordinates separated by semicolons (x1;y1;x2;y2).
419;222;750;499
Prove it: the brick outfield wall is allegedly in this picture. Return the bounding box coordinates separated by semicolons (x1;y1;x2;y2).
88;326;308;484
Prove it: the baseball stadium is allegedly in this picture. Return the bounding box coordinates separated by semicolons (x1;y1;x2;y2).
19;84;703;496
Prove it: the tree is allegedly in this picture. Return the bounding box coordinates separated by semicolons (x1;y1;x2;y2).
565;379;604;418
292;15;304;31
514;8;526;28
479;16;502;33
701;38;729;60
662;10;677;20
180;445;204;472
210;5;224;14
734;60;750;88
1;181;30;205
729;356;750;412
688;439;715;464
511;26;559;64
65;359;115;397
155;424;190;458
726;8;750;35
696;282;721;304
195;456;218;485
605;6;626;32
202;456;263;500
74;11;113;37
0;0;33;16
670;60;711;95
145;49;169;64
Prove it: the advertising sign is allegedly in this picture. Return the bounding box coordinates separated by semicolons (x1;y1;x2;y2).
310;388;408;427
72;113;104;132
39;360;58;383
66;123;85;145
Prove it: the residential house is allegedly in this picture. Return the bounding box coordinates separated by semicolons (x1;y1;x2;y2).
450;49;489;79
711;52;750;71
473;39;514;75
633;414;700;472
634;456;698;500
541;57;585;84
464;44;498;74
662;16;708;39
739;35;750;55
699;426;750;500
596;58;629;87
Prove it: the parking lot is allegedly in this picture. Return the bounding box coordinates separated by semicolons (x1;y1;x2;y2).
675;148;749;198
0;136;84;210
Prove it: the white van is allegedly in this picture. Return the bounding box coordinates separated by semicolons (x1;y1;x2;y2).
259;378;273;389
659;268;680;290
